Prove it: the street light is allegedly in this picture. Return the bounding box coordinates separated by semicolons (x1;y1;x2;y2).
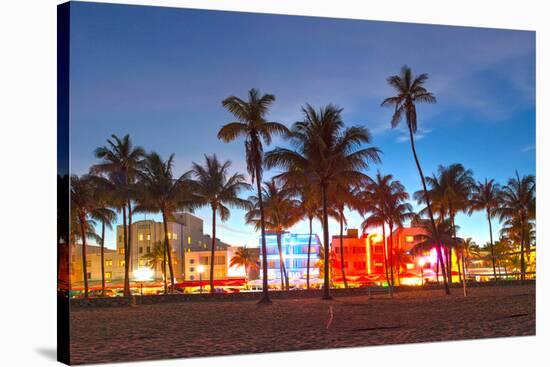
197;265;205;294
418;258;426;286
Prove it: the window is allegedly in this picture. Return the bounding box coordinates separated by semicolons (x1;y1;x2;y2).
119;260;125;267
188;236;191;244
189;259;195;264
139;259;145;266
199;257;209;265
405;235;414;243
173;233;178;240
138;233;144;241
406;263;415;270
189;275;195;280
118;248;125;255
139;247;143;254
87;272;92;279
86;260;92;267
190;267;195;273
146;246;151;253
105;272;112;279
146;234;151;241
118;235;122;242
105;259;113;267
173;259;178;265
167;233;172;240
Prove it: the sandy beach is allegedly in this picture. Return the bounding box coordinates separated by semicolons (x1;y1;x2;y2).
69;284;535;364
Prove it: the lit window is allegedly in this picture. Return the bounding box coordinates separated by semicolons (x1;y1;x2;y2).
118;248;125;255
139;259;145;266
167;233;172;240
188;236;191;244
119;260;125;267
138;233;143;241
173;233;178;240
105;272;112;279
406;263;414;270
105;259;113;267
405;236;414;242
146;234;151;241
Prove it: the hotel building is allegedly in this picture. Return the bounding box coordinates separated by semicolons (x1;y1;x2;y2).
260;232;322;280
70;212;247;288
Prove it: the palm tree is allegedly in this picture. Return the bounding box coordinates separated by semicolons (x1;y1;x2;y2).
386;189;414;287
92;134;145;297
134;152;196;293
294;180;322;289
191;154;251;293
329;180;360;289
360;173;412;288
417;164;474;282
411;219;456;285
246;180;301;290
382;66;449;295
265;104;381;299
142;242;166;281
70;175;96;298
218;88;289;303
469;178;502;280
230;246;260;281
497;172;535;280
89;175;117;296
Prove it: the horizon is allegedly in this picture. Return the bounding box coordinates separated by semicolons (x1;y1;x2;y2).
69;2;535;250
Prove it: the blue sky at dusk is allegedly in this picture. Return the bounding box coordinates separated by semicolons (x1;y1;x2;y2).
69;2;535;250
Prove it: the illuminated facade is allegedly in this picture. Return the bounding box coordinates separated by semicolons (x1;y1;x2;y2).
331;229;386;278
260;232;321;280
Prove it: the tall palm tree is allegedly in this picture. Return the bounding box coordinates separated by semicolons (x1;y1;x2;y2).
497;172;535;280
134;152;196;293
191;154;251;293
230;246;260;281
265;104;381;299
92;134;145;297
218;88;289;303
89;175;117;296
70;175;96;298
469;178;502;280
246;180;301;290
382;65;449;295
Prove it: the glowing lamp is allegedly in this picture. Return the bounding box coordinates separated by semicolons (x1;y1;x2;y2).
371;234;383;243
133;267;154;282
418;258;426;267
197;265;205;274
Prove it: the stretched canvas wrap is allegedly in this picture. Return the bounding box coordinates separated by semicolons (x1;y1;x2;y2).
57;1;536;365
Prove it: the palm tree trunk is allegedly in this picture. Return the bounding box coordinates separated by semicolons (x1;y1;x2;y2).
163;241;167;294
306;217;313;290
162;211;176;293
382;225;392;295
339;210;348;289
100;220;106;296
122;205;130;297
520;217;526;281
80;218;89;298
321;181;331;300
276;232;286;290
408;126;450;295
125;201;133;296
210;206;217;293
487;210;497;281
255;165;271;304
388;222;395;289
